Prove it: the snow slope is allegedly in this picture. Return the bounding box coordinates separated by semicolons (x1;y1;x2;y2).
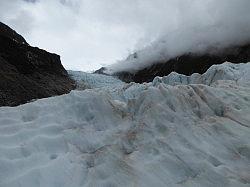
68;70;123;89
0;62;250;187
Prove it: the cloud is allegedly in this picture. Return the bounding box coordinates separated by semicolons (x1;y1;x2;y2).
0;0;143;71
107;0;250;72
0;0;250;72
23;0;37;3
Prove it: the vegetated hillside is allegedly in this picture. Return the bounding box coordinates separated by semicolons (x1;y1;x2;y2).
0;22;75;106
96;44;250;83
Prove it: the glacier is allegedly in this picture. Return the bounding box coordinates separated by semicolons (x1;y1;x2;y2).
0;62;250;187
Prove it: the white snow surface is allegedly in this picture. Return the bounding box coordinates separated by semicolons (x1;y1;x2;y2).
0;62;250;187
68;70;123;89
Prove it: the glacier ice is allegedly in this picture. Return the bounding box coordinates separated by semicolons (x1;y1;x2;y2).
68;70;123;89
0;62;250;187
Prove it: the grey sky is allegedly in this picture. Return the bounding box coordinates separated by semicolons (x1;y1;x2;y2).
1;0;250;72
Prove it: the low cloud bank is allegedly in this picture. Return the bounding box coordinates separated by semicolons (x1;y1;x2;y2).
107;0;250;73
0;0;250;72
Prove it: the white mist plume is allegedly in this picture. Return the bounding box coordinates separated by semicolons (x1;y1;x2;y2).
107;0;250;73
0;0;250;72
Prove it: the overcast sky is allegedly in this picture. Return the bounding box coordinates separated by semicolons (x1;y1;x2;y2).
1;0;250;72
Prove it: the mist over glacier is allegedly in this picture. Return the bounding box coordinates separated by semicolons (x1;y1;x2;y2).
106;0;250;72
1;0;250;71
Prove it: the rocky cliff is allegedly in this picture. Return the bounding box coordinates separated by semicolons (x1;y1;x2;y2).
0;22;75;106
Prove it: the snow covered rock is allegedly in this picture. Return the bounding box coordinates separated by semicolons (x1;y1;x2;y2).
0;62;250;187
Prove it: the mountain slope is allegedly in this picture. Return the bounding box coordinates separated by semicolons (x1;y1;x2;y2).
0;22;28;45
0;62;249;187
98;44;250;83
0;22;75;106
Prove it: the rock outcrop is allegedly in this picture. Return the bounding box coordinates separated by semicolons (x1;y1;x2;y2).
0;22;75;106
97;44;250;83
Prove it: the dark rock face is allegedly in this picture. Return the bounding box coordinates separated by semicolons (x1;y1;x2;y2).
0;22;28;45
100;44;250;83
0;22;75;106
